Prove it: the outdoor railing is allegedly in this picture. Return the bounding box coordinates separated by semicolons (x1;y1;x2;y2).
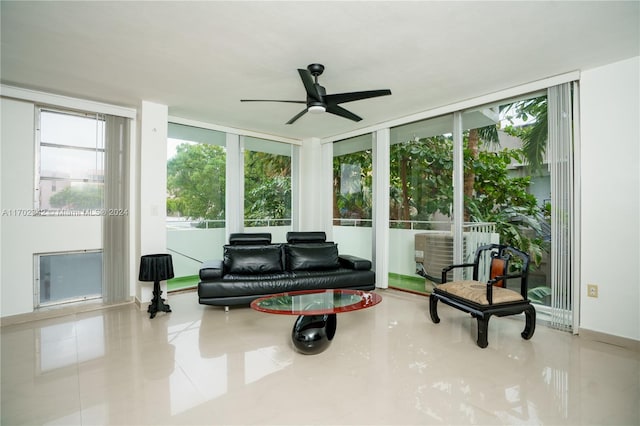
166;218;293;229
334;218;496;233
166;217;497;281
168;217;495;233
244;218;291;227
166;218;225;229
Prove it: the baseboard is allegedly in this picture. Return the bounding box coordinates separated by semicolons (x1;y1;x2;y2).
135;287;196;311
134;296;148;311
579;328;640;353
0;298;134;327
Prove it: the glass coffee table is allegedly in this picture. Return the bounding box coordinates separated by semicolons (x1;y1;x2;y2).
251;289;382;355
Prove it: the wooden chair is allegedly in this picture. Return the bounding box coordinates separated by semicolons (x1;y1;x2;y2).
429;244;536;348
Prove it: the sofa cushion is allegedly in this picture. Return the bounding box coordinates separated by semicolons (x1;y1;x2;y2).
286;231;327;244
228;233;272;245
286;243;340;271
223;244;283;274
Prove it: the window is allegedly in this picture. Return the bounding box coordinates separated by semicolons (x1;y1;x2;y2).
332;134;373;260
167;124;226;228
166;123;227;291
36;108;105;212
389;115;456;294
462;94;552;303
243;137;292;241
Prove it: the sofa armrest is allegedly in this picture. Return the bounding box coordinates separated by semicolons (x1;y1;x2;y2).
339;255;372;271
199;259;224;281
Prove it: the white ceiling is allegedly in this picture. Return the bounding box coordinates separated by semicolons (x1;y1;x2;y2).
1;1;638;141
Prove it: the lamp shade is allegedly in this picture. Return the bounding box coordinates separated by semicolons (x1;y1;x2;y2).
139;254;175;282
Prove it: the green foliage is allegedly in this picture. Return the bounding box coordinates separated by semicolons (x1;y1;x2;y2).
49;184;103;209
469;204;546;266
333;136;455;226
167;143;292;224
469;149;539;217
467;96;550;263
466;148;546;265
244;150;291;223
528;285;552;304
333;150;373;220
244;174;291;223
167;143;226;220
332;133;548;265
389;136;454;223
502;96;548;173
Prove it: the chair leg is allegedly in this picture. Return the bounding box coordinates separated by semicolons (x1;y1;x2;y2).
475;315;490;348
521;305;536;340
429;295;440;323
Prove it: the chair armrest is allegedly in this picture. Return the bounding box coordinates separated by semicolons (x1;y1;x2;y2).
339;255;372;270
199;259;224;281
488;273;528;296
441;263;475;283
488;273;522;284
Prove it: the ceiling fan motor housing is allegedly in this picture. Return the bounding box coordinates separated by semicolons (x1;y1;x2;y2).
310;84;326;102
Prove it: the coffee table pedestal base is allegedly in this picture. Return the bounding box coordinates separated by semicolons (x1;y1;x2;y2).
291;314;337;355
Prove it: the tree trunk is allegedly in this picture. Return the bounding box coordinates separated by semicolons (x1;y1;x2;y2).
464;128;479;222
400;155;411;229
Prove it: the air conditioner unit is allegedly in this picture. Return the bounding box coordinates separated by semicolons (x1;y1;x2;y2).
416;231;501;286
415;233;466;284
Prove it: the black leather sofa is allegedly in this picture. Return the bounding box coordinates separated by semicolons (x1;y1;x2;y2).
198;231;376;307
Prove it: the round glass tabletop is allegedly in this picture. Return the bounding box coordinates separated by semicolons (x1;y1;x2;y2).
250;289;382;316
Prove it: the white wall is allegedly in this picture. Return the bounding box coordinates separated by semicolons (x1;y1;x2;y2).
167;228;225;278
137;101;169;305
0;98;102;317
579;56;640;341
333;226;373;260
298;137;327;231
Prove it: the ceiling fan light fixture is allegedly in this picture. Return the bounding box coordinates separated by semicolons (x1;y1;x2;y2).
308;104;326;114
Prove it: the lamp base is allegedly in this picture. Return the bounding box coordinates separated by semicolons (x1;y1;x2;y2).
148;280;171;319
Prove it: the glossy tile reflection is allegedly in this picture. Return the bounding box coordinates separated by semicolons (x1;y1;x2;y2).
2;289;639;425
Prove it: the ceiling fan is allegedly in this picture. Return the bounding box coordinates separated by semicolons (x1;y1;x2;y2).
241;63;392;124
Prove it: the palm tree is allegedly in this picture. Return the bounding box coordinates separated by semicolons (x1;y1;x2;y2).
502;96;548;173
466;96;549;222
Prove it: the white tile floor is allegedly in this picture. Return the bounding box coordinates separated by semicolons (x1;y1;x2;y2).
1;289;639;425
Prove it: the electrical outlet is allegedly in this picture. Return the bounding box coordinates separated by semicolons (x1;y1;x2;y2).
587;284;598;298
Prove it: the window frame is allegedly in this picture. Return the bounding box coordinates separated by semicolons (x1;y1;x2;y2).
34;249;103;308
34;106;106;214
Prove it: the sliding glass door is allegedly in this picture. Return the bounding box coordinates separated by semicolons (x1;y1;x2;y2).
387;115;455;294
337;84;575;331
243;137;292;243
462;94;550;285
332;134;373;260
166;123;226;290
